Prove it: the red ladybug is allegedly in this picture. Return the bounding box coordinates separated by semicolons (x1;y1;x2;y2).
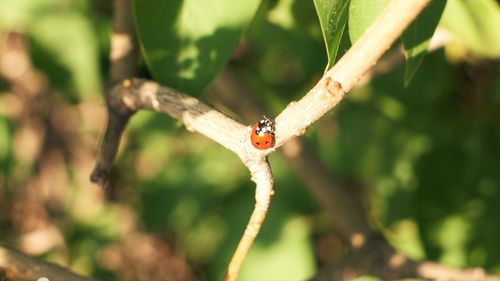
251;117;275;150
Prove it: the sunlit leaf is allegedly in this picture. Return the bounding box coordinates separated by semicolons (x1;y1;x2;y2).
133;0;261;95
440;0;500;58
313;0;350;71
348;0;390;43
401;1;446;86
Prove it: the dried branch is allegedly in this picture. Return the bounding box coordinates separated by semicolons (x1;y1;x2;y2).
0;245;98;281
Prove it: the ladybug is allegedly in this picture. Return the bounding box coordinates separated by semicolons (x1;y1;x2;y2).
251;117;275;150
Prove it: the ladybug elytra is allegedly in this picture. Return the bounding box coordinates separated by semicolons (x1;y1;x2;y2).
251;117;275;150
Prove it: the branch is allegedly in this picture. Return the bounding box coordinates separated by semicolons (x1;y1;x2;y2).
97;78;274;281
0;245;98;281
416;261;500;281
90;0;434;279
212;68;372;244
90;0;138;189
314;235;500;281
214;63;500;281
109;0;138;82
274;0;431;147
224;158;274;281
98;0;434;187
93;0;274;279
106;79;248;154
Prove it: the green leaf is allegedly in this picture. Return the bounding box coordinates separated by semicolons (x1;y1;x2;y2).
440;0;500;58
133;0;261;95
348;0;390;44
313;0;350;71
401;1;446;86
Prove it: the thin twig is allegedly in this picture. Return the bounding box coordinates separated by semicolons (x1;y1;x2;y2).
224;158;274;281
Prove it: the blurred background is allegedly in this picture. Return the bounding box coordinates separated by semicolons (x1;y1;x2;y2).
0;0;499;280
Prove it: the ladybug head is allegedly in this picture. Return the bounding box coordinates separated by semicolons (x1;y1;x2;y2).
256;117;275;136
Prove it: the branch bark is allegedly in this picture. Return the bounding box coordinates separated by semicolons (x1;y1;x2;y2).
0;245;98;281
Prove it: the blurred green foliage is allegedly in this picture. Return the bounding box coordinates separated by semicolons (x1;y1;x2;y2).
0;0;103;100
441;0;500;58
402;1;446;86
1;0;500;281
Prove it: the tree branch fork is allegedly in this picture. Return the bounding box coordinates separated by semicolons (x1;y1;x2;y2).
85;0;500;281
